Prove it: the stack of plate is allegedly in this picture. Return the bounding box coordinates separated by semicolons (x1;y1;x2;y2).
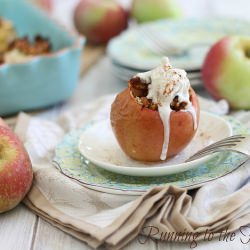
107;18;250;87
110;59;202;87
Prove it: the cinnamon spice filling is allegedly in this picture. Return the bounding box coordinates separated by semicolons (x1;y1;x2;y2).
129;77;190;112
129;77;148;97
0;35;52;65
8;36;51;56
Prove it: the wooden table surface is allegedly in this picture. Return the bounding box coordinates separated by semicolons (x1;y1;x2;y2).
1;46;250;250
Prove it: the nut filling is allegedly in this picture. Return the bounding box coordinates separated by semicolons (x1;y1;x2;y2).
8;36;51;56
0;35;52;65
129;77;189;112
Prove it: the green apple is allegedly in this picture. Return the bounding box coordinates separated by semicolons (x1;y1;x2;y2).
131;0;182;23
202;36;250;109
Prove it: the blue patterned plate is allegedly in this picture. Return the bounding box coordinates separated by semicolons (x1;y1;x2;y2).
107;19;250;71
78;112;233;177
53;116;248;195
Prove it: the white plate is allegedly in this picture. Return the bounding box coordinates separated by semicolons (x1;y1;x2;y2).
111;61;203;87
78;111;232;177
107;19;250;71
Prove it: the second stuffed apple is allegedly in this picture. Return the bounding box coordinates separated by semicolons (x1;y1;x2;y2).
202;36;250;109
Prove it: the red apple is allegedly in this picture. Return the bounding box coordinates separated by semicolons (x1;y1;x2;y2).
110;87;200;162
74;0;128;44
31;0;53;12
131;0;182;23
0;123;33;213
202;36;250;109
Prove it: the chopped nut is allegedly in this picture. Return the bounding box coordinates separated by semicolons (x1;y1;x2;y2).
129;77;148;97
170;96;188;111
150;103;158;111
140;97;150;107
129;76;188;112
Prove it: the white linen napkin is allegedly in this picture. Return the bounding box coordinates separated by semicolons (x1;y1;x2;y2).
14;95;250;249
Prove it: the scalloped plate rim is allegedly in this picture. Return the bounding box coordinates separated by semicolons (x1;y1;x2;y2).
53;157;248;195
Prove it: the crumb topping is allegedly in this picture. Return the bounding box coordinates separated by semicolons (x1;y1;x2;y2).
8;36;51;56
129;75;189;112
0;17;52;65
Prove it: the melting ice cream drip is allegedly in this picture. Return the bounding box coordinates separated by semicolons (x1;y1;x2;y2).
135;57;197;160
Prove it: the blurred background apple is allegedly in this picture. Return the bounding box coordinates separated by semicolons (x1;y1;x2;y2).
0;123;33;213
41;0;250;30
131;0;182;23
31;0;53;12
202;36;250;109
74;0;128;44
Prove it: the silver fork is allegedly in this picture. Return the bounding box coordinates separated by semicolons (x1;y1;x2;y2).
140;27;209;56
186;135;250;162
140;27;182;56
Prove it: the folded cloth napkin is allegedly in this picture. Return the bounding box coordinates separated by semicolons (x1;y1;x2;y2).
14;95;250;250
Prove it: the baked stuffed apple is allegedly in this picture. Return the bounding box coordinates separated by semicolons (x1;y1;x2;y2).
110;57;200;162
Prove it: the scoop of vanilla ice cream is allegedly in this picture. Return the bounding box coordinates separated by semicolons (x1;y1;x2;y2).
135;57;192;109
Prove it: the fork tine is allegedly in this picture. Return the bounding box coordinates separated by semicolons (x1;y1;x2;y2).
186;135;246;162
201;141;240;151
140;28;182;56
140;28;166;55
187;151;217;162
188;144;237;159
209;135;245;144
188;144;236;159
198;135;245;150
146;27;176;52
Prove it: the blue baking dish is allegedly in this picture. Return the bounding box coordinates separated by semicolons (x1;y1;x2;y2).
0;0;85;116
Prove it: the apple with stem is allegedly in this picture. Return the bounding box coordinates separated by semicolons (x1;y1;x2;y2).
0;119;33;213
202;36;250;109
